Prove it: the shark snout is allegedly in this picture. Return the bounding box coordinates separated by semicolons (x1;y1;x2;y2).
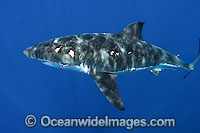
23;46;35;58
23;47;30;57
23;46;42;59
23;49;29;57
23;44;55;62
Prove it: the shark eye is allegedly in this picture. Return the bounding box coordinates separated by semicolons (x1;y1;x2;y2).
62;46;75;58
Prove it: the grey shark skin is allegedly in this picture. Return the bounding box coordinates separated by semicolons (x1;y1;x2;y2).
24;22;200;110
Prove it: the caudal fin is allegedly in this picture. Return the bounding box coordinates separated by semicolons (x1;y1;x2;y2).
184;39;200;79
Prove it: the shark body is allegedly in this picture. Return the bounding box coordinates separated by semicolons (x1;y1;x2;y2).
24;22;200;110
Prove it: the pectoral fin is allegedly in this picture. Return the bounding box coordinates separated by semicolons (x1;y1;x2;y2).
90;71;125;110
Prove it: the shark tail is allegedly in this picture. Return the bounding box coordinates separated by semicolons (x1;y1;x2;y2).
184;39;200;79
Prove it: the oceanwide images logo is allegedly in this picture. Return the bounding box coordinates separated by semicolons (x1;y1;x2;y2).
24;114;176;130
24;114;37;128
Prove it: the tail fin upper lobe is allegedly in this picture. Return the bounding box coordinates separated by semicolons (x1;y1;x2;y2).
184;39;200;79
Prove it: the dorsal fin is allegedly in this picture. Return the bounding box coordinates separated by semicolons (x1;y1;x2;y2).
121;22;144;40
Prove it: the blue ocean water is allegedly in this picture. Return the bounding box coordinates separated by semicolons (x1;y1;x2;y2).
0;0;200;132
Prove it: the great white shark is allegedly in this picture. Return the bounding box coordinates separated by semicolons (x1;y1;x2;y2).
24;22;200;110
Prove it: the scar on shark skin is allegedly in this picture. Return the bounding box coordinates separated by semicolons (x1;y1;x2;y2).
24;22;200;110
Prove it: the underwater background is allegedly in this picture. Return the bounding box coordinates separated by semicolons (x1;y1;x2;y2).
0;0;200;132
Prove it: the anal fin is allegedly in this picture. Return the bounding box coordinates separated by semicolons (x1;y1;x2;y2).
90;71;125;110
150;68;161;76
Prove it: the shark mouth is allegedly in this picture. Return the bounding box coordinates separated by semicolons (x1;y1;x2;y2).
42;60;69;68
